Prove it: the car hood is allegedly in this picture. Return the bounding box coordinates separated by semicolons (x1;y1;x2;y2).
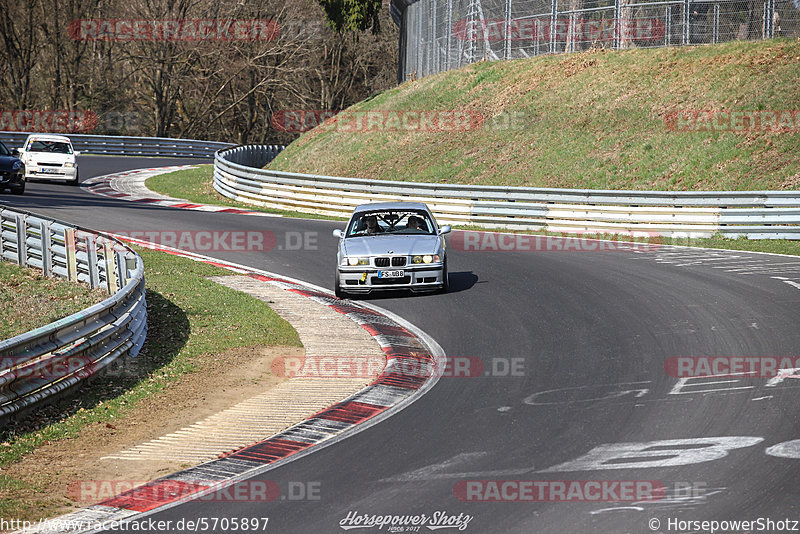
342;234;442;257
0;155;22;171
24;152;74;163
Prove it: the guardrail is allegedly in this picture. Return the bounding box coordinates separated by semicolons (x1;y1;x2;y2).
214;144;800;239
0;207;146;423
0;131;233;159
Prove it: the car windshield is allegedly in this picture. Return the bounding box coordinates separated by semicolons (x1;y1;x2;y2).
0;142;9;156
26;140;73;154
346;210;435;237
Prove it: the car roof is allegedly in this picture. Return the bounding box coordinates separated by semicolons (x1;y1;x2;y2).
25;134;73;143
352;202;430;214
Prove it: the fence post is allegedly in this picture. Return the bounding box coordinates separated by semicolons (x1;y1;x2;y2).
666;5;672;45
445;0;452;69
614;0;621;48
416;4;423;75
504;0;512;60
550;0;558;53
712;3;719;43
432;0;439;72
683;0;690;44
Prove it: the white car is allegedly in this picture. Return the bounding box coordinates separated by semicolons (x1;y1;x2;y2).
18;134;80;185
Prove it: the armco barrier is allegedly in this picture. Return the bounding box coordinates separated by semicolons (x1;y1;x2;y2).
0;131;233;159
0;207;146;423
214;145;800;239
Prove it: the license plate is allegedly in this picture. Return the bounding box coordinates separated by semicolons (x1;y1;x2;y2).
39;167;60;174
378;270;404;279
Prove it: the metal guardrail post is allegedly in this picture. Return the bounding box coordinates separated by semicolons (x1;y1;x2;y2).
86;236;100;290
65;228;78;281
41;221;52;277
15;214;26;267
104;242;118;294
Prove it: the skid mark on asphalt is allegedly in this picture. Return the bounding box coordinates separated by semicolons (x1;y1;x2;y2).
630;247;800;290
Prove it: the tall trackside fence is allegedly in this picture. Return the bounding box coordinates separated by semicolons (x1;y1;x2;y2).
398;0;800;78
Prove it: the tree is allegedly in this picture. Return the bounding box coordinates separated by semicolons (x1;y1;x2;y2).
316;0;382;34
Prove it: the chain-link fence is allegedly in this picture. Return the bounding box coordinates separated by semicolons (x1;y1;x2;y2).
399;0;800;79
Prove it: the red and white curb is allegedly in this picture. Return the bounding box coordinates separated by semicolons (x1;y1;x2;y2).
19;239;444;534
83;166;276;217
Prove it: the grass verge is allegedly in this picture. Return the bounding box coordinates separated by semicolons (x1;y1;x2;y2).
270;39;800;191
0;262;105;340
0;246;301;519
145;164;343;221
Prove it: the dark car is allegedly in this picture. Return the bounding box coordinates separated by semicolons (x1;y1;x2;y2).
0;141;25;195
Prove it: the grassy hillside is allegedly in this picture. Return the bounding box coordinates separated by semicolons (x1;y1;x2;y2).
269;39;800;191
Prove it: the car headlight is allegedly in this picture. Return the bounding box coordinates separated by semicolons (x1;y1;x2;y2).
412;254;441;264
64;162;75;168
343;257;369;266
12;161;22;171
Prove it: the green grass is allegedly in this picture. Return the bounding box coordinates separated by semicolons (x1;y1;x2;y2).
0;262;105;340
270;39;800;191
146;165;344;221
0;246;300;517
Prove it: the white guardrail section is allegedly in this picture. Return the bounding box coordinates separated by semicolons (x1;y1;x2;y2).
0;131;233;158
215;145;800;239
0;207;146;422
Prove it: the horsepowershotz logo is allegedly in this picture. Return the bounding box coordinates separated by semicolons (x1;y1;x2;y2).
338;511;473;531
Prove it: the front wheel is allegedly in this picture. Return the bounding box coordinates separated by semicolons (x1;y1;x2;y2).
334;271;347;299
69;170;79;186
11;182;25;195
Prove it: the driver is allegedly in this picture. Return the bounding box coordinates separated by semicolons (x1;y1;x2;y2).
365;215;383;234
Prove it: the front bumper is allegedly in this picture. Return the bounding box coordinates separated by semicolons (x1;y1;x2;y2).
0;170;24;190
24;165;77;181
338;265;445;293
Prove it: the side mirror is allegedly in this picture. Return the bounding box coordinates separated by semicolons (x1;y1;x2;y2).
73;151;81;156
438;225;451;236
10;148;19;157
332;229;344;238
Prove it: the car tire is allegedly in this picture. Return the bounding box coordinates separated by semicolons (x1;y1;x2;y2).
11;182;24;195
335;271;347;299
69;170;79;186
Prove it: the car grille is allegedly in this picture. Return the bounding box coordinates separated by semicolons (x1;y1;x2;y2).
375;256;407;267
371;276;411;285
38;162;62;167
0;170;9;183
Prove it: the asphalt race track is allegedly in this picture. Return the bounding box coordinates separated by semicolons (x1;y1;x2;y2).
4;156;800;533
